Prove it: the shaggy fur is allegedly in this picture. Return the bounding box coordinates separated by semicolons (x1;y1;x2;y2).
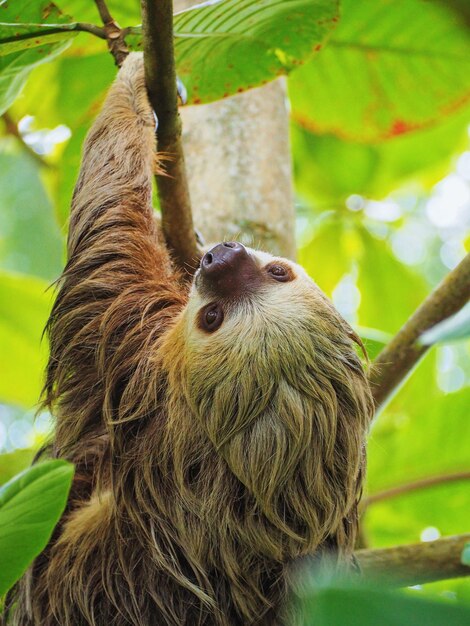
8;54;373;625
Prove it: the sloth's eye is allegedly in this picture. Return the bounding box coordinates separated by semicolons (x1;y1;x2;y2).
267;264;291;282
199;303;224;332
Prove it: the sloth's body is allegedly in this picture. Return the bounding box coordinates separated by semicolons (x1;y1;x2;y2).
10;55;373;625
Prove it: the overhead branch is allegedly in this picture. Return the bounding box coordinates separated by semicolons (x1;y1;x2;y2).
369;252;470;408
93;0;129;67
356;534;470;587
1;112;54;169
141;0;199;274
363;470;470;509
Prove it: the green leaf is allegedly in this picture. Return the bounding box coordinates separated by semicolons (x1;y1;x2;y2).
0;459;74;597
0;0;76;54
0;0;75;113
461;542;470;567
172;0;340;104
289;0;470;142
292;123;380;203
0;449;35;486
0;39;72;115
420;302;470;346
0;0;70;28
291;105;470;203
0;22;78;56
0;271;52;408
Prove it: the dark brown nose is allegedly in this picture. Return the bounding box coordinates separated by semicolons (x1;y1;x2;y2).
201;241;247;275
199;242;260;298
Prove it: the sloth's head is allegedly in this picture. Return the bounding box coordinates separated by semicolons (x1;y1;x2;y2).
162;242;373;553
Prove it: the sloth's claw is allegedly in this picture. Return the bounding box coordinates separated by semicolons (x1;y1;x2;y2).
152;77;187;132
195;229;205;247
177;77;187;105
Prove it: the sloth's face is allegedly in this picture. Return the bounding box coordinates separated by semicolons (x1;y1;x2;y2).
188;241;326;337
175;241;363;422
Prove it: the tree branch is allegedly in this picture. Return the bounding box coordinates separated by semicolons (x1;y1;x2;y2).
356;534;470;587
141;0;199;274
73;22;107;38
0;23;106;45
368;253;470;408
1;113;54;169
93;0;129;67
363;471;470;508
94;0;114;25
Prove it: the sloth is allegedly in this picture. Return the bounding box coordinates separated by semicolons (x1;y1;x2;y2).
8;54;373;626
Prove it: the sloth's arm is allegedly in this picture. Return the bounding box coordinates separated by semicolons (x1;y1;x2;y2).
43;54;185;454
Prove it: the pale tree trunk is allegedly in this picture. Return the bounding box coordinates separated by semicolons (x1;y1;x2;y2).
175;0;296;259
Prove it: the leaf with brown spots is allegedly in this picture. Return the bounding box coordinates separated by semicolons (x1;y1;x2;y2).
170;0;340;104
289;0;470;142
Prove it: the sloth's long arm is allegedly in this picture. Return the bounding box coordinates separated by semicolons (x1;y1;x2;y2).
43;54;185;451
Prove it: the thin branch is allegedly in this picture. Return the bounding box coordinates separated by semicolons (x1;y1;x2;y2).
93;0;129;67
1;113;54;169
356;534;470;587
363;471;470;508
73;22;107;39
0;22;106;45
368;253;470;408
141;0;199;273
94;0;114;26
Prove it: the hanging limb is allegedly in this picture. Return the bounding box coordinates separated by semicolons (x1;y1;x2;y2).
356;534;470;587
140;0;199;273
369;252;470;408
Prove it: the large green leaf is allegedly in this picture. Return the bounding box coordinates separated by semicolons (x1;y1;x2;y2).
0;271;52;408
0;459;73;596
0;0;76;55
172;0;339;104
291;105;470;203
0;40;72;114
0;23;77;56
0;0;75;114
289;0;470;142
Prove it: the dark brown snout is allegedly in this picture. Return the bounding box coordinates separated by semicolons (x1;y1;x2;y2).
198;242;261;298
